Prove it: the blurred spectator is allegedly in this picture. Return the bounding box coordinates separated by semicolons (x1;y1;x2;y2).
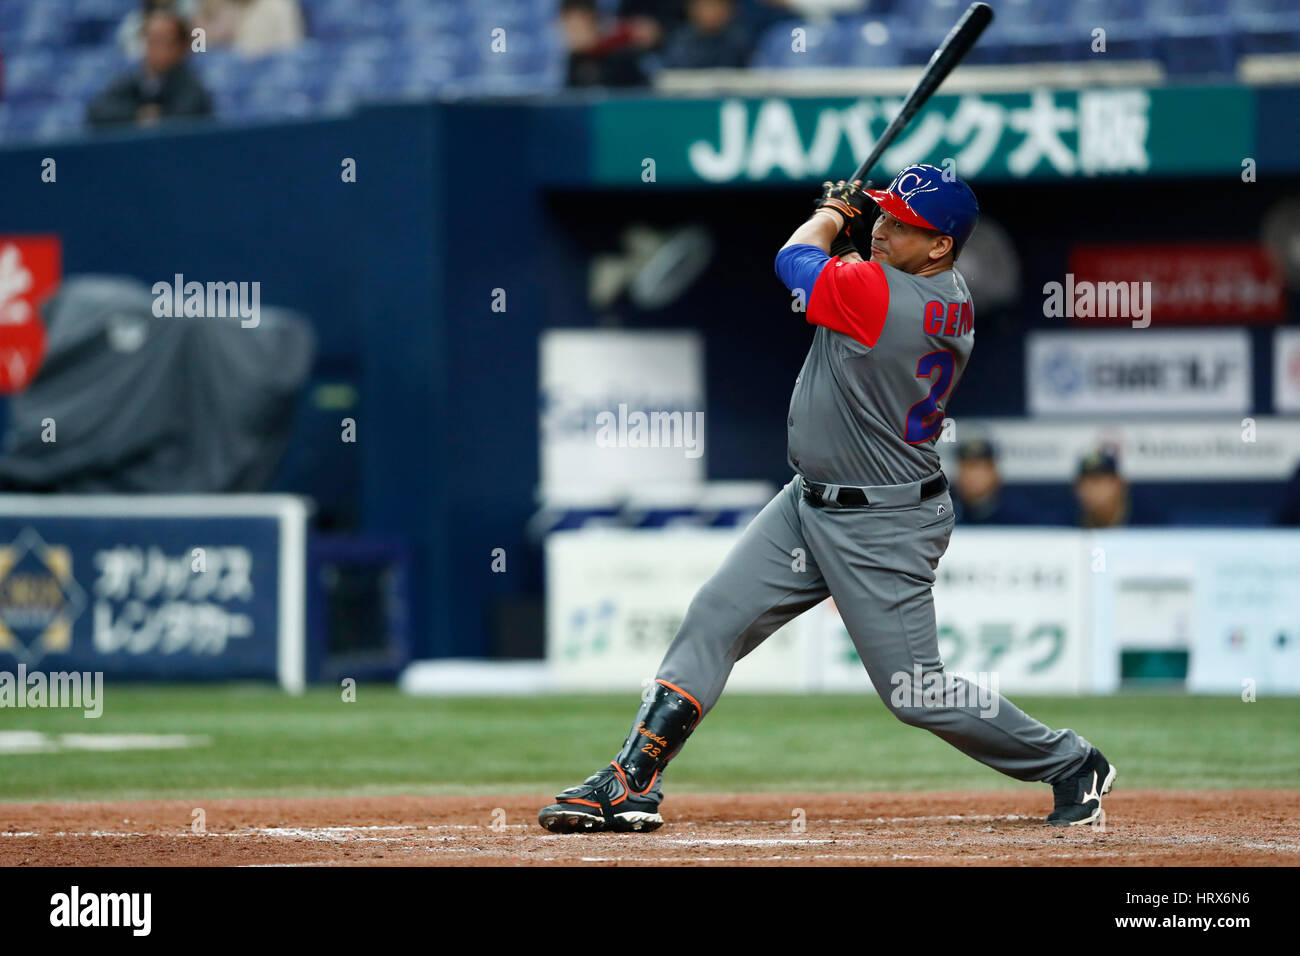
1276;463;1300;525
618;0;687;52
196;0;305;58
118;0;198;60
951;437;1038;525
561;0;649;88
1073;447;1165;529
88;12;213;129
661;0;755;69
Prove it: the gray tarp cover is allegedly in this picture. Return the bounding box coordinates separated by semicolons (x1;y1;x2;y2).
0;275;316;492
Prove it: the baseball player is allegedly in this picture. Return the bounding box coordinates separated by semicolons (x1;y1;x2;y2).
539;164;1116;833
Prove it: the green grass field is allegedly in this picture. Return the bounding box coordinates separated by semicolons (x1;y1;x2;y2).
2;685;1297;802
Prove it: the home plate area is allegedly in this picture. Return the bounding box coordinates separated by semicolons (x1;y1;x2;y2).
1;792;1296;866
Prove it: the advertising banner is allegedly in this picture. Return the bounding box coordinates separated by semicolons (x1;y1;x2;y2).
0;234;60;392
545;528;804;691
540;330;705;506
1066;243;1285;325
1274;328;1300;413
0;496;307;691
1089;530;1300;695
589;87;1252;186
803;529;1091;694
547;528;1092;695
1026;330;1251;417
548;527;1300;695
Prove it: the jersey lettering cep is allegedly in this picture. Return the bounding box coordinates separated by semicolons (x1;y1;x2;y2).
774;243;975;487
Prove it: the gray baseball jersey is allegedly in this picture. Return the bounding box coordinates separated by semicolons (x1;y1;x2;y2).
785;255;975;486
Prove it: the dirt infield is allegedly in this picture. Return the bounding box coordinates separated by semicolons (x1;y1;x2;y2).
2;791;1296;866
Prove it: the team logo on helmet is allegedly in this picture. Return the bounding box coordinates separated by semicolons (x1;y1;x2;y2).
891;166;942;203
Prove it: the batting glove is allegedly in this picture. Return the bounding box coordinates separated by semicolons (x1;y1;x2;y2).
822;180;874;258
815;179;871;225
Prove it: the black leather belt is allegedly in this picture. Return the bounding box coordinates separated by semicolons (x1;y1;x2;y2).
801;473;948;508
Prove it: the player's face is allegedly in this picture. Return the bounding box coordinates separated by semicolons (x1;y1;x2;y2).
868;212;949;273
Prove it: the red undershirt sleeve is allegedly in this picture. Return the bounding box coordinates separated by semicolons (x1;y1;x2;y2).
806;258;891;348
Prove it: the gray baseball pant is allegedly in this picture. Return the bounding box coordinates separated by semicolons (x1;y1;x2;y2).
656;476;1090;784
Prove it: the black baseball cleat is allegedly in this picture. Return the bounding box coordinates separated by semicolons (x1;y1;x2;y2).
1047;747;1117;826
538;762;664;833
541;680;700;834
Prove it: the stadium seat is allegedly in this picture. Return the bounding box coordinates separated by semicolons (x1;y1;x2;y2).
36;99;88;140
0;102;51;141
1146;0;1231;18
752;20;847;69
967;23;1071;65
0;105;20;143
245;84;316;120
1026;20;1159;64
839;18;911;69
4;50;61;105
15;0;69;43
55;47;130;100
1238;0;1300;12
309;0;377;40
910;0;975;44
1234;12;1300;56
0;4;27;32
992;0;1060;28
71;0;134;15
65;15;120;48
397;0;471;33
1156;17;1238;76
467;0;548;32
399;56;457;97
1065;0;1148;27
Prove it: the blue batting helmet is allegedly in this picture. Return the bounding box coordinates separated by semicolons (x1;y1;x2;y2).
865;164;980;254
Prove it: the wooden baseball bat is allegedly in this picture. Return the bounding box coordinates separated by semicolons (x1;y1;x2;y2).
850;2;994;184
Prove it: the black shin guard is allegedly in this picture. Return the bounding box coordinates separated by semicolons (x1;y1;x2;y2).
613;680;701;792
